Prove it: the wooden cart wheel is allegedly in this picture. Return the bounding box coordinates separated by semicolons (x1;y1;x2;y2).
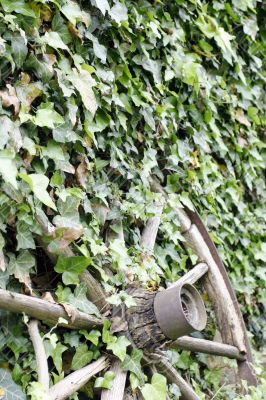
101;181;257;400
0;182;257;400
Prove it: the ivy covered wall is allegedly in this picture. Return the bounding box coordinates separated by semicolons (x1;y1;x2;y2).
0;0;265;398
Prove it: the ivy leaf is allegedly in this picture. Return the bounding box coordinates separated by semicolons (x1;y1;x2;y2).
61;1;90;26
95;371;115;389
19;173;57;211
0;150;18;189
71;344;93;370
109;239;131;270
70;69;97;115
109;2;128;25
34;103;65;129
79;329;101;346
11;33;27;69
41;31;69;51
243;16;259;40
42;140;65;161
94;0;110;15
27;382;51;400
57;284;100;317
0;0;36;18
0;368;26;400
54;256;91;286
107;336;131;362
51;342;68;374
70;285;100;317
141;373;167;400
121;349;144;383
9;250;35;287
16;222;35;250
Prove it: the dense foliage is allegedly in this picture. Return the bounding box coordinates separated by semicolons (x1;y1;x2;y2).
0;0;265;398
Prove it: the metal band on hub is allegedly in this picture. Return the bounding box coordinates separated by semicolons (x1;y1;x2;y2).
154;282;207;340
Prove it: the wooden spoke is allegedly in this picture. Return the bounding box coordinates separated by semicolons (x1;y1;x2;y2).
49;356;109;400
28;319;50;391
101;225;127;400
0;288;102;329
168;336;246;361
150;352;200;400
167;263;208;289
101;360;127;400
140;199;164;251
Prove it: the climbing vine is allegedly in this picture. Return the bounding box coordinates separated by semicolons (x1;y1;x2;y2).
0;0;265;398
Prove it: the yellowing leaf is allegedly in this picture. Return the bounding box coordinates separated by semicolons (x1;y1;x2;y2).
70;69;97;115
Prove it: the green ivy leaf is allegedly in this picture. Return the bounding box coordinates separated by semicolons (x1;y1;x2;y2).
107;336;130;362
79;329;101;346
70;69;97;115
94;371;115;389
41;31;69;51
0;368;26;400
71;344;93;370
54;256;91;286
56;284;100;317
34;103;65;129
19;173;57;211
121;349;144;382
0;0;36;17
141;373;167;400
0;150;18;189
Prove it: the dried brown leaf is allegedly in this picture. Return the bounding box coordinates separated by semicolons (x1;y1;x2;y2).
0;84;20;116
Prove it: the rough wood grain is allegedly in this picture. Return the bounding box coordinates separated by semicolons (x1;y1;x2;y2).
167;263;208;289
125;287;165;349
101;360;127;400
0;288;102;329
168;336;246;361
49;356;109;400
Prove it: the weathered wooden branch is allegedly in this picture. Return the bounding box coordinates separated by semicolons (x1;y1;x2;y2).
0;289;102;329
168;336;246;361
150;352;200;400
167;263;208;289
28;319;50;391
101;359;127;400
49;356;109;400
